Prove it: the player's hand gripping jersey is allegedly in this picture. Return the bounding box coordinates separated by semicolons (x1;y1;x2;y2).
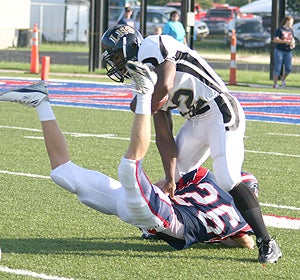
138;35;240;129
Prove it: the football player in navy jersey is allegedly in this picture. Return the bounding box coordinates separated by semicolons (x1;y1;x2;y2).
0;80;256;254
101;24;282;263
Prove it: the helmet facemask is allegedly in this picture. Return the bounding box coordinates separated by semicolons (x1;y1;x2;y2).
102;48;129;83
101;25;143;83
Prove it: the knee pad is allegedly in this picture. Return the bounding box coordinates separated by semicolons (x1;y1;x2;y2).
118;157;171;232
50;161;76;193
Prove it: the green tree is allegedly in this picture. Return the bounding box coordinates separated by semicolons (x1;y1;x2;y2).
198;0;214;10
226;0;249;7
287;0;300;14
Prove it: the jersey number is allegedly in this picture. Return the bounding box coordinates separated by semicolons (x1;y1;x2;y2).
171;89;205;117
175;183;241;234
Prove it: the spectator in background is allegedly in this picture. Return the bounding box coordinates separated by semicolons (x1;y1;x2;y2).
272;16;295;88
154;26;162;35
118;6;135;27
163;10;187;45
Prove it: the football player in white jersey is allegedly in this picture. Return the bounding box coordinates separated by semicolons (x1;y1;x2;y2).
101;24;282;263
0;80;257;253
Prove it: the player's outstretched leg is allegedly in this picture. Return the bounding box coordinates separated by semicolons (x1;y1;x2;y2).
0;82;70;169
0;81;49;106
1;82;128;218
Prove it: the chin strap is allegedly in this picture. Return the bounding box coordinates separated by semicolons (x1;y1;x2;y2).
122;37;127;60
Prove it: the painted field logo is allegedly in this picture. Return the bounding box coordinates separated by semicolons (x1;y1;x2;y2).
0;79;299;124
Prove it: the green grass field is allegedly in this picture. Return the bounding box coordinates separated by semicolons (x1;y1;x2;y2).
0;101;299;279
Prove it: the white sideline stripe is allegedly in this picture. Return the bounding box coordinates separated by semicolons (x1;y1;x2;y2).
261;203;300;211
263;215;300;230
1;125;300;157
0;265;74;280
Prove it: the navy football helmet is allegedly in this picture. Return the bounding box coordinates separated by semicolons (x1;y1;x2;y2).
241;171;259;197
101;25;143;82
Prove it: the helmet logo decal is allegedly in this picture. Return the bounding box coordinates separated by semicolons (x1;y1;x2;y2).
109;25;135;44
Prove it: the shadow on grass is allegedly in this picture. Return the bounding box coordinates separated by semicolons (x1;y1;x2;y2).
1;237;256;262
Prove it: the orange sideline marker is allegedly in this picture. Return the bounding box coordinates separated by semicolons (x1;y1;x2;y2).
229;29;237;85
41;56;50;81
30;23;39;74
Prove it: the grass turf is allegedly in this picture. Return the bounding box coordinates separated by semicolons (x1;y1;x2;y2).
0;103;299;279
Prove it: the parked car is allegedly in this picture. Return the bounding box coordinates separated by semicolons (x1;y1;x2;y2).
114;6;174;35
225;18;271;49
293;22;300;48
202;4;255;34
194;21;209;40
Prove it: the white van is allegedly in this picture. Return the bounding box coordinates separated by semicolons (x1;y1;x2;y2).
30;0;89;42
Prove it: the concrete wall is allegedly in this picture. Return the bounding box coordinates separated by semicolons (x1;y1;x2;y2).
0;0;31;49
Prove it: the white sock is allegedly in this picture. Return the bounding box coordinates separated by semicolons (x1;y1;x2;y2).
35;101;56;121
135;94;152;115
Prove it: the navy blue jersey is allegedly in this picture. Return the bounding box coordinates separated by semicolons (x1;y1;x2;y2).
157;167;252;250
274;27;294;52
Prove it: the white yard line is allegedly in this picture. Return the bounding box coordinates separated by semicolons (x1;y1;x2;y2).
0;265;74;280
1;125;300;157
0;170;50;179
267;133;300;137
245;149;300;158
0;125;131;141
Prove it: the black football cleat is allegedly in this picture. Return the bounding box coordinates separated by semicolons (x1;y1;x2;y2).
257;237;282;263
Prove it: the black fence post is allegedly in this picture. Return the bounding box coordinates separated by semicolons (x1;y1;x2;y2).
89;0;108;72
88;0;96;72
270;0;285;80
181;0;194;49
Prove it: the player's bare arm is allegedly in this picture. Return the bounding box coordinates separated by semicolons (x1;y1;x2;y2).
151;60;176;113
130;60;176;114
153;110;177;197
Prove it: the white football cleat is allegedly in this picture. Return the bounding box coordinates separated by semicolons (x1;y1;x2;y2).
126;61;157;95
0;81;49;107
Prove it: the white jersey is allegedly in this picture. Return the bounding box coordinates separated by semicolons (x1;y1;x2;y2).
138;35;229;119
138;35;246;190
